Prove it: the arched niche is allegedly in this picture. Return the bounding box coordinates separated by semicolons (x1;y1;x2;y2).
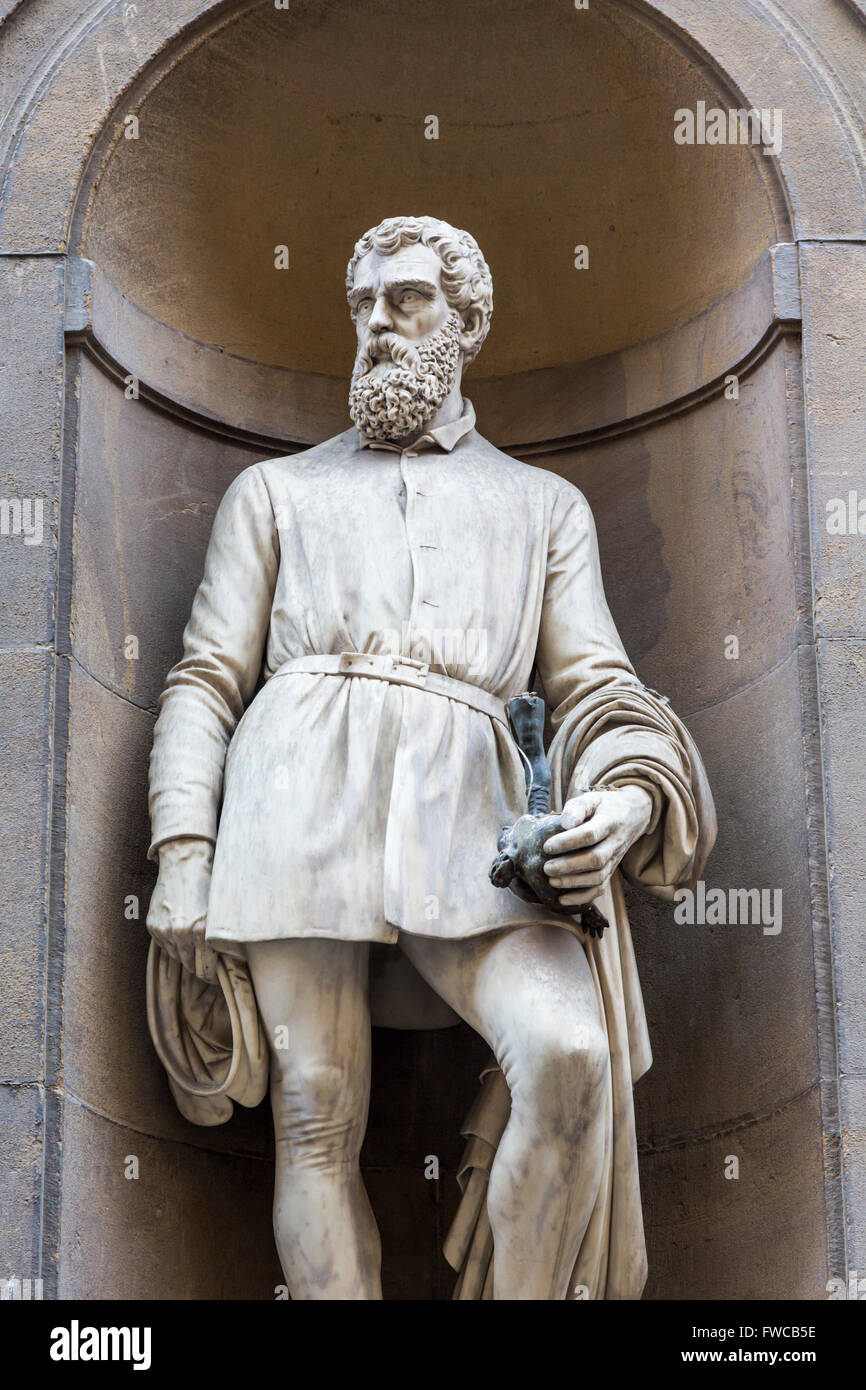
4;0;862;1300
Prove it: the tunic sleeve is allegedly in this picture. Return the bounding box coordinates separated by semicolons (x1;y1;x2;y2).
536;482;716;898
147;464;279;859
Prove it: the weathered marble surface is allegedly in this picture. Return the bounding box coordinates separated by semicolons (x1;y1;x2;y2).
3;0;864;1302
145;216;715;1299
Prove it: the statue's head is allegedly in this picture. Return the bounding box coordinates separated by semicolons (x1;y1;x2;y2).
346;215;493;443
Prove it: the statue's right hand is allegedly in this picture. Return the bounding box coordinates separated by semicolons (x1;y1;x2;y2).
146;837;219;983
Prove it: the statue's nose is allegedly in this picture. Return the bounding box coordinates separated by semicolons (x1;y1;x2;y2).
369;297;393;333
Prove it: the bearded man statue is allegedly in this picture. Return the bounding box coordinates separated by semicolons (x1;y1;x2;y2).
145;214;716;1300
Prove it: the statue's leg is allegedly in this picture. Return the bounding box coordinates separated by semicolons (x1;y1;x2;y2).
246;938;381;1300
400;925;609;1300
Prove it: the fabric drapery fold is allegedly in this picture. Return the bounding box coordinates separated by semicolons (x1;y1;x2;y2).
145;940;268;1126
549;680;717;898
443;876;649;1301
444;682;715;1300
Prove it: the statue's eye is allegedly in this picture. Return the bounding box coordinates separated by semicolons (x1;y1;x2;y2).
357;300;373;315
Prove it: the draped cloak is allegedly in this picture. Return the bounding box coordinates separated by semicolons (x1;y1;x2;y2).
146;400;716;1299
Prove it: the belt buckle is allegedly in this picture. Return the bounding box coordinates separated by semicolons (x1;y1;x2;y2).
337;650;366;672
390;654;429;687
338;651;377;675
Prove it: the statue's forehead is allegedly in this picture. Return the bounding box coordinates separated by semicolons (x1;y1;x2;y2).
351;243;442;293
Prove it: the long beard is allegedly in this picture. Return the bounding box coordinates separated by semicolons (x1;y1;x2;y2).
348;312;461;443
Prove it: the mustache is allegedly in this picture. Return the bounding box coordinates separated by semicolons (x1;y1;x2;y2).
354;332;422;377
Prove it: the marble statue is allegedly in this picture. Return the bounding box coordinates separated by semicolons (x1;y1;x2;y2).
145;215;716;1300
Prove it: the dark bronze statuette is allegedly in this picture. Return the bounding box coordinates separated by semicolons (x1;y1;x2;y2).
489;693;608;939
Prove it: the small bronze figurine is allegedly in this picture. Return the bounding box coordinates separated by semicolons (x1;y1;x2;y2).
489;693;609;939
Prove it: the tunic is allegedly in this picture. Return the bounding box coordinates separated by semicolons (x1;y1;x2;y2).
148;401;711;958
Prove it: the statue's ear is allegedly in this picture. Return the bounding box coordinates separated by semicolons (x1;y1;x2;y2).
459;306;485;356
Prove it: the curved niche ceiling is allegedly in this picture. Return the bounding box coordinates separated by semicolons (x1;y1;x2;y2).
83;0;781;379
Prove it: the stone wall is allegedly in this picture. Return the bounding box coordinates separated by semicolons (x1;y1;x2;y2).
2;0;864;1299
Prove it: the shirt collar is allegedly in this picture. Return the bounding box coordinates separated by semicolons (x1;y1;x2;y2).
358;399;476;455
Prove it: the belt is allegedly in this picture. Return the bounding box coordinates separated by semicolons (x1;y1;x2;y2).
273;652;508;725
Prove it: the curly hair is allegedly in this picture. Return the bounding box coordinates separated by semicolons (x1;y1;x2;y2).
346;215;493;364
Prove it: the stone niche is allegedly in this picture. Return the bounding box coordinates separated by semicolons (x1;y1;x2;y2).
16;0;845;1298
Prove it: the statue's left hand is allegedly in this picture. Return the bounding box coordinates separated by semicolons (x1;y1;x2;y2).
541;786;654;908
146;837;220;983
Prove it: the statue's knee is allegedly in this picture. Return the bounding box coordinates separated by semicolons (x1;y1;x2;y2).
271;1058;362;1167
516;1024;610;1133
